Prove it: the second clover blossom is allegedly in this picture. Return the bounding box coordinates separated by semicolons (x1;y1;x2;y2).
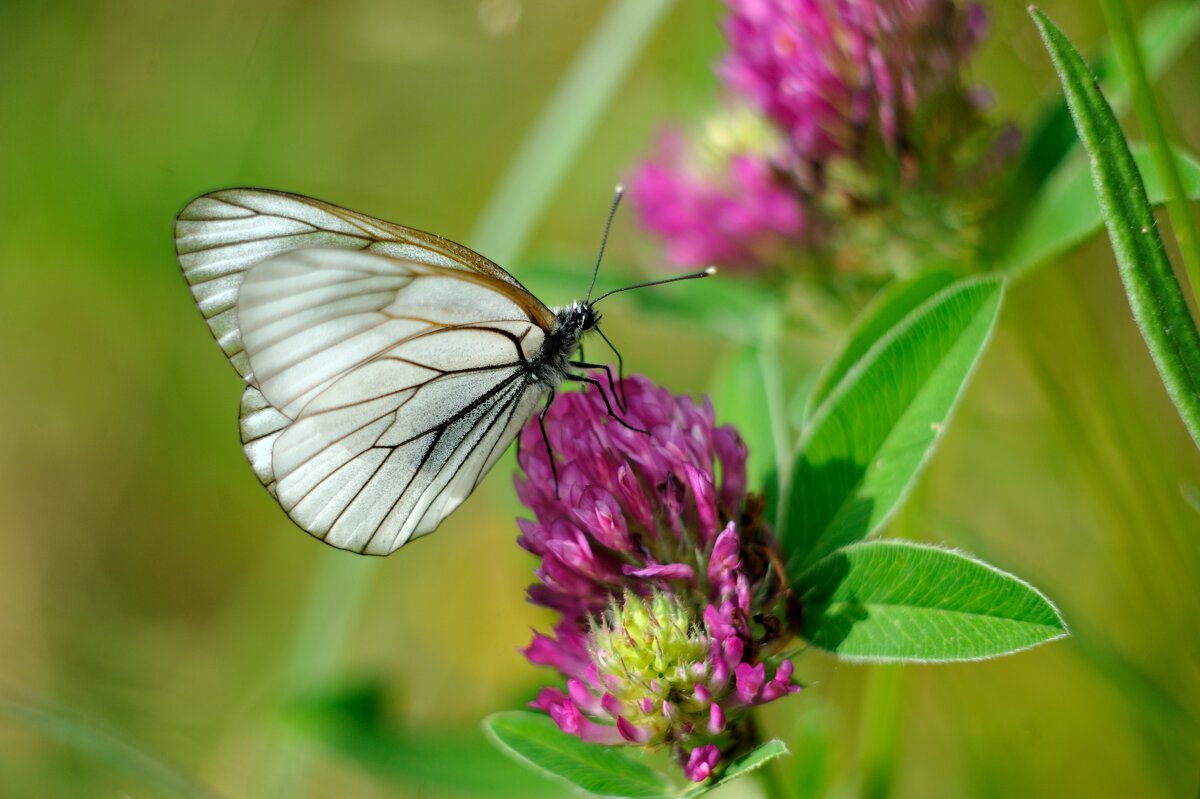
629;120;808;269
630;0;1012;278
720;0;988;162
516;375;800;782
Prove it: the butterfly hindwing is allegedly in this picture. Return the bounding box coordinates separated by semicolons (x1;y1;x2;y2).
234;248;549;554
239;385;289;497
273;357;539;553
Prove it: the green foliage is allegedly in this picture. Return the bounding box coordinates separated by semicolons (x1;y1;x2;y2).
1031;8;1200;449
1099;0;1200;306
3;0;1188;794
680;740;789;798
483;711;674;799
780;275;1067;663
1002;143;1200;277
806;269;956;415
782;277;1004;577
710;343;785;510
990;0;1200;253
288;681;559;797
0;697;214;799
481;711;790;798
798;541;1068;661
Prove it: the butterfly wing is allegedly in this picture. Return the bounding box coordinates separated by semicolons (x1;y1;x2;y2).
175;188;553;382
236;248;549;553
175;191;557;554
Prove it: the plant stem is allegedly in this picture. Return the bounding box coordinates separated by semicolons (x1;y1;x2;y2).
747;712;789;799
852;469;918;799
858;665;906;799
757;323;792;529
1099;0;1200;310
257;554;375;798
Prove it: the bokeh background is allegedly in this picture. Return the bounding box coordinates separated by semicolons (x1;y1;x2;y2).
1;1;1198;797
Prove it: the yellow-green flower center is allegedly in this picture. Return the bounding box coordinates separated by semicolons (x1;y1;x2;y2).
589;592;714;746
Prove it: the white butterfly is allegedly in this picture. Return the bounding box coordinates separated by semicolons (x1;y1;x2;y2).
175;188;709;555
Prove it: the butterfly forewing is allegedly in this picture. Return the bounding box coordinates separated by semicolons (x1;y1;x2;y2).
175;190;558;554
175;188;553;382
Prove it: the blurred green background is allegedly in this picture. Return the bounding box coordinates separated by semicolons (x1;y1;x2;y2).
1;1;1198;796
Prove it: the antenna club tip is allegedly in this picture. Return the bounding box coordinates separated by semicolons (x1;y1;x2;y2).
614;183;625;195
703;266;717;276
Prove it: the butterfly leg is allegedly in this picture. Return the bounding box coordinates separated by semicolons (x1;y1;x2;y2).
566;373;649;436
594;327;628;411
538;388;562;499
570;360;626;415
515;417;524;470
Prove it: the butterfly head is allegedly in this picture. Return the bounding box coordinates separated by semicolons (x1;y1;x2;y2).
553;300;599;337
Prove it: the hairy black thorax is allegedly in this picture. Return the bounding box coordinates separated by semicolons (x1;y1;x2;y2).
530;301;599;385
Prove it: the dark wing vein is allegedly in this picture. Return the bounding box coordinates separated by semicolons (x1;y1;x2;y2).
358;373;529;553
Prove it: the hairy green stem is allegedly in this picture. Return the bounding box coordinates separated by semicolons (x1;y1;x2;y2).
855;486;916;799
758;324;792;529
1032;8;1200;449
858;665;906;799
1099;0;1200;310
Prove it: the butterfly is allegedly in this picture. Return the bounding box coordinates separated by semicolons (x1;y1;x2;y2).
174;187;711;555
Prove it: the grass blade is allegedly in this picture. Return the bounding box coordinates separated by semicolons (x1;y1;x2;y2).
1031;8;1200;449
990;0;1200;248
0;696;215;799
1099;0;1200;309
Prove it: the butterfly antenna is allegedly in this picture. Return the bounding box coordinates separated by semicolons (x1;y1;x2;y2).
586;185;624;303
591;266;716;305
